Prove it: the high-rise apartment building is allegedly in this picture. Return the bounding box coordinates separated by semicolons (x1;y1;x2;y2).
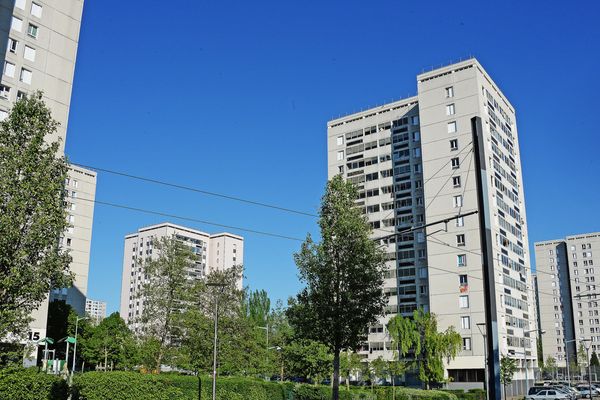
535;232;600;368
119;222;244;333
327;58;536;392
0;0;93;364
85;299;106;325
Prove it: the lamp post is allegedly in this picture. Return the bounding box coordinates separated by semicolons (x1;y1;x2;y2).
565;339;577;387
524;329;545;396
72;316;88;376
207;282;226;400
581;339;592;399
477;323;489;400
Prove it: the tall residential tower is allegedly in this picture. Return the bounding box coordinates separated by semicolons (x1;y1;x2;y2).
327;58;535;393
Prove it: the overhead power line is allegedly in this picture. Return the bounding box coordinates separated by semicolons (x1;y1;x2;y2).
71;163;318;218
76;197;304;242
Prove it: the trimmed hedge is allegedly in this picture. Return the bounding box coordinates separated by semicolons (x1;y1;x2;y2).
0;367;69;400
72;371;187;400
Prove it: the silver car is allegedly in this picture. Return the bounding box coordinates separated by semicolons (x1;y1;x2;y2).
526;389;571;400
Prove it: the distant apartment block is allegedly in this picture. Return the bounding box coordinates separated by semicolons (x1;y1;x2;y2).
535;232;600;368
327;58;535;391
119;222;244;333
85;299;106;324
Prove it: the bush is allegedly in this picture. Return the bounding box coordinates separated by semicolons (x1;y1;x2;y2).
72;371;187;400
0;367;69;400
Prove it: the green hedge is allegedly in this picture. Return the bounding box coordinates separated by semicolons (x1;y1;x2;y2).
72;371;187;400
0;368;69;400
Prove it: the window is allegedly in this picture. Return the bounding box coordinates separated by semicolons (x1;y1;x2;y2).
11;17;22;32
336;136;343;146
453;195;463;208
446;104;456;115
411;116;419;125
453;176;461;188
20;68;32;84
4;62;15;78
461;316;471;329
459;295;469;308
413;131;420;141
414;148;421;157
457;234;466;246
17;91;26;100
451;157;460;169
24;45;35;62
336;150;344;161
68;215;75;223
462;337;471;351
31;3;43;18
0;110;7;121
0;85;10;99
446;86;454;98
459;274;468;286
27;24;38;38
450;139;458;150
8;38;18;53
456;217;464;227
447;121;457;133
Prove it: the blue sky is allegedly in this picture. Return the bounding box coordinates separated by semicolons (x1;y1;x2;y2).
65;0;600;314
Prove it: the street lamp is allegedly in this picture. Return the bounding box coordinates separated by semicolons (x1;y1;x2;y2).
581;339;592;399
565;339;577;387
524;329;545;395
72;316;88;376
476;323;489;400
207;282;227;400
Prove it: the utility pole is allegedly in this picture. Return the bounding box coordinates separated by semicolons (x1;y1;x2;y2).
207;282;226;400
471;117;501;400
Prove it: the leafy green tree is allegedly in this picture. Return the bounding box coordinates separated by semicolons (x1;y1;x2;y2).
387;309;462;389
591;351;600;367
339;351;362;390
0;93;72;339
578;344;588;377
371;356;388;385
500;355;517;400
80;312;137;370
268;300;293;380
246;289;271;327
287;175;386;400
137;235;198;370
283;339;333;384
537;336;544;369
544;356;557;378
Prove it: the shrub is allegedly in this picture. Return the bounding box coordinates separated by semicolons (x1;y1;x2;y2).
72;371;187;400
0;367;69;400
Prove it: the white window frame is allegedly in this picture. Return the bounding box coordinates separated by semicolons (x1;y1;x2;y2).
459;295;469;308
20;68;32;84
457;254;466;267
11;17;23;32
446;104;456;116
31;2;43;18
24;45;36;62
446;86;454;98
4;62;15;78
27;23;38;38
447;121;457;134
461;316;471;329
337;150;344;161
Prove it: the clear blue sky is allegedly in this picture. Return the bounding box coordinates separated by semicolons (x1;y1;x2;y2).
65;0;600;314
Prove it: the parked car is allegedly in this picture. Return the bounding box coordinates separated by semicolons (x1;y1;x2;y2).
575;386;599;398
526;389;571;400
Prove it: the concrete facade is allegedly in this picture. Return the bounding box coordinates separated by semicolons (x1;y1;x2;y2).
535;232;600;368
327;58;536;390
85;299;106;325
119;222;244;334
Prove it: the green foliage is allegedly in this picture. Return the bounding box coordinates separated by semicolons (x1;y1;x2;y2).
500;355;517;385
340;351;362;386
72;371;187;400
0;368;69;400
387;309;462;388
0;93;72;339
287;175;387;398
544;355;557;374
246;289;271;326
578;343;588;367
590;351;599;367
284;339;333;383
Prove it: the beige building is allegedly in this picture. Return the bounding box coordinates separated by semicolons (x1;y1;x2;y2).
536;232;600;370
85;298;107;325
119;222;244;334
327;58;536;392
0;0;92;364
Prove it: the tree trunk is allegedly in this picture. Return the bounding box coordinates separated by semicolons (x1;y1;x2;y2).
104;346;108;373
346;376;350;391
393;375;396;400
332;347;340;400
503;383;506;400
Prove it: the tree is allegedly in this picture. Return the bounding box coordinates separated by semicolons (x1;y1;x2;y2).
371;356;388;385
500;355;517;400
136;235;198;370
80;312;137;370
283;339;333;384
287;175;387;400
387;308;462;389
591;351;600;367
246;289;271;327
0;93;72;339
578;343;588;377
544;356;557;379
339;351;362;390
